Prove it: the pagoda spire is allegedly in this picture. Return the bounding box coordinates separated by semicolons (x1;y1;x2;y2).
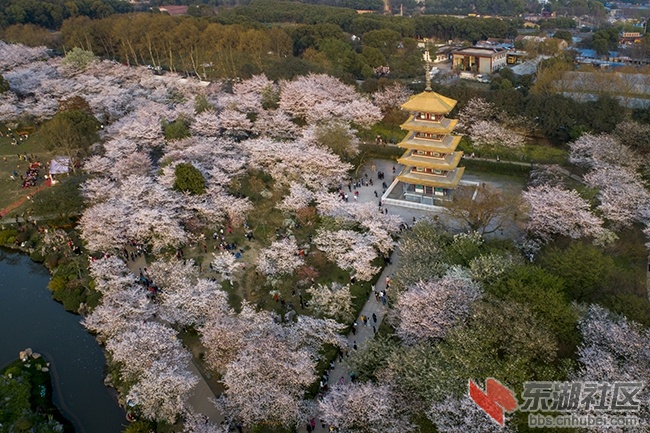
424;50;432;92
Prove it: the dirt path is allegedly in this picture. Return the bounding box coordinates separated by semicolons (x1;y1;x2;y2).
0;184;47;218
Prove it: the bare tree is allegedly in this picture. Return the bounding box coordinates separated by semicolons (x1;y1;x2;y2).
445;184;521;235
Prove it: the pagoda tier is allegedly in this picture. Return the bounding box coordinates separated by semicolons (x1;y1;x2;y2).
397;150;463;170
397;166;465;188
397;131;461;153
400;115;458;135
394;88;464;199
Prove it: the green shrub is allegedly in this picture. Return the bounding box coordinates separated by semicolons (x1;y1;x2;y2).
0;228;19;245
173;162;206;195
29;250;45;263
163;118;190;141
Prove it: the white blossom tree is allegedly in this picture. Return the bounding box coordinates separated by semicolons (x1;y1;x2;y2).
201;303;345;427
212;251;239;284
570;305;650;432
468;253;517;283
256;237;303;277
319;383;415;433
314;229;380;281
305;282;355;322
372;82;412;113
279;73;381;127
427;395;516;433
523;185;605;242
468;120;525;148
218;107;252;137
252;109;300;140
394;274;482;344
105;320;190;382
149;260;228;327
569;133;640;170
127;359;198;424
230;74;277;113
243;138;351;189
277;182;315;212
190;110;221;137
0;41;49;71
584;165;650;228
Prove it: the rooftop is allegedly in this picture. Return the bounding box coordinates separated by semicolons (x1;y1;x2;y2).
451;46;507;57
401;91;457;114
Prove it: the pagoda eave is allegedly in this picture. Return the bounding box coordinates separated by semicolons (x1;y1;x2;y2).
397;152;463;170
397;136;462;152
400;117;458;134
397;166;465;188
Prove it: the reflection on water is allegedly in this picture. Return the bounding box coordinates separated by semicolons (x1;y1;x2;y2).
0;250;126;433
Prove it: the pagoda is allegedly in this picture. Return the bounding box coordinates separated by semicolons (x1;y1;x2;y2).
394;72;464;204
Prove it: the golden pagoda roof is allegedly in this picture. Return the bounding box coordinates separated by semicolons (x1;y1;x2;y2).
397;133;461;153
401;90;458;114
400;116;458;134
397;166;465;188
397;151;463;170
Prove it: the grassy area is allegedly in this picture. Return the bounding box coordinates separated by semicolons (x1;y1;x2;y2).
0;123;55;214
459;158;533;177
458;140;570;165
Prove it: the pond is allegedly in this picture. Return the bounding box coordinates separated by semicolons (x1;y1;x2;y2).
0;249;126;433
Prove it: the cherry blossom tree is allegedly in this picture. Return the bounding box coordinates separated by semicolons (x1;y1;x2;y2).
243;138;351;189
183;413;230;433
218;108;252;138
105;320;190;382
256;237;304;278
319;383;415;433
457;97;495;131
584;165;650;228
279;74;356;120
427;395;515;433
83;258;156;340
569;133;640;170
394;274;482;344
278;182;315;213
0;41;49;71
147;259;229;327
344;98;383;128
279;73;381;127
127;359;198;424
201;303;345;427
252;109;300;140
571;305;650;431
522;185;605;242
372;82;412;113
305;282;355;322
79;175;190;253
468;120;525;148
104;101;169;150
314;229;380;281
230;74;277;113
212;252;239;284
219;339;316;428
190;110;221;137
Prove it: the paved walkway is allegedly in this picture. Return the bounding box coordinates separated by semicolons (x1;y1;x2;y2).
299;251;399;433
